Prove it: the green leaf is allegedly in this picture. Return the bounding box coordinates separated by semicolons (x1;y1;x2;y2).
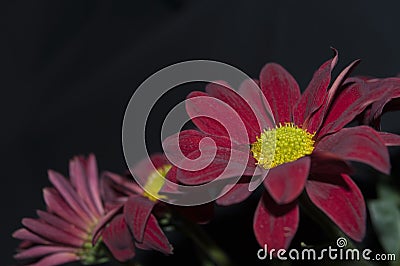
368;199;400;256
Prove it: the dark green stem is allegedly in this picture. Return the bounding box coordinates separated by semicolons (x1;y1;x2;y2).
170;210;234;266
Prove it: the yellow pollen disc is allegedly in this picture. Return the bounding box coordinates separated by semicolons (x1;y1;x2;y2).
250;123;315;169
143;164;171;202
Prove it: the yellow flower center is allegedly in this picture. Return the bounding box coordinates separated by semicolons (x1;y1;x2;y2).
143;164;171;202
250;123;315;169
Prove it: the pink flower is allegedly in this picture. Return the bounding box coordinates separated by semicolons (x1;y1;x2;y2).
13;155;110;265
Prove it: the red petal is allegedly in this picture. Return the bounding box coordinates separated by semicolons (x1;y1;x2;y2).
306;60;360;133
102;214;136;262
316;126;390;174
378;132;400;146
253;192;299;250
319;78;398;137
264;157;310;204
185;91;252;144
216;181;252;206
260;63;300;123
205;81;264;142
177;146;257;185
306;174;366;241
294;49;338;126
309;151;353;176
238;79;275;130
142;214;173;254
22;218;84;247
124;195;155;242
131;153;169;181
14;246;76;260
25;252;79;266
92;204;123;245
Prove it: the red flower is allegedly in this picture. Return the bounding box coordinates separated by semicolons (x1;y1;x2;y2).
164;50;400;250
97;153;174;261
13;155;111;265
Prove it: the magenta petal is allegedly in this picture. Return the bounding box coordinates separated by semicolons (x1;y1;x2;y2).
13;228;49;245
101;171;143;197
306;174;366;241
260;63;300;123
316;126;390;174
294;49;338;126
378;132;400;146
253;192;299;250
185;91;252;144
102;214;136;262
205;81;264;142
216;182;252;206
22;218;84;247
36;210;86;239
264;157;310;204
26;252;79;266
14;246;76;260
142;214;173;254
48;170;94;223
43;188;88;231
124;195;155;242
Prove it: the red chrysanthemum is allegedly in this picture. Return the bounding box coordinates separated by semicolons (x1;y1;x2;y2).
13;155;113;265
164;50;400;250
96;153;174;261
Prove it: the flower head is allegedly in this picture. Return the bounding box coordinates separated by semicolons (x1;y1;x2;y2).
13;155;109;265
164;49;400;250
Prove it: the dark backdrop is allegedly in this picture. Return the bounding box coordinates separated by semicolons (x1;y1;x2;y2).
2;1;400;265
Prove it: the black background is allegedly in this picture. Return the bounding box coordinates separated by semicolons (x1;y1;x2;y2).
2;1;400;265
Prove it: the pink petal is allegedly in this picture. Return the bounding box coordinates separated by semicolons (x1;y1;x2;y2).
14;246;76;260
316;126;390;174
124;195;155;242
22;218;84;247
185;91;253;144
48;170;94;224
378;132;400;146
142;214;173;254
43;188;88;231
260;63;300;123
306;60;360;133
306;174;366;241
86;154;104;216
101;171;143;198
13;228;49;245
102;214;136;262
264;157;310;204
294;49;338;126
216;181;253;206
36;210;86;239
253;192;299;250
205;81;264;142
26;252;79;266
